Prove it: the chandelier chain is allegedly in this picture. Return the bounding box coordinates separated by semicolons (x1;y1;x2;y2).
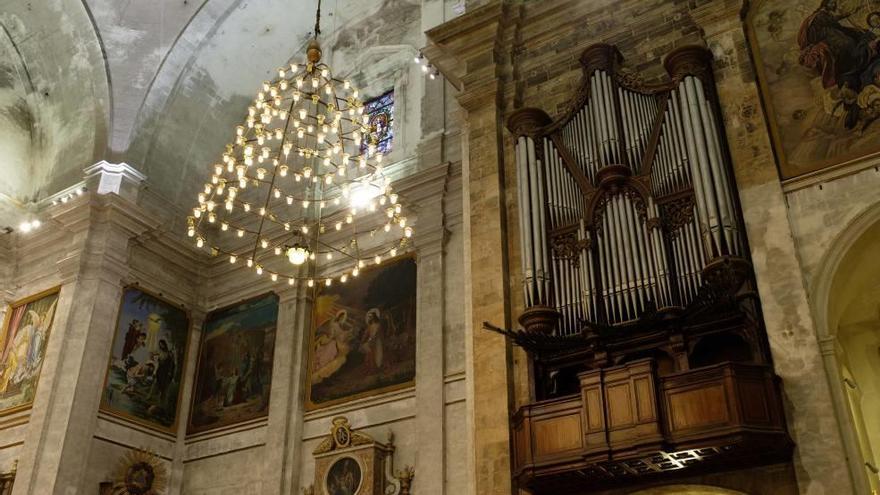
314;0;322;39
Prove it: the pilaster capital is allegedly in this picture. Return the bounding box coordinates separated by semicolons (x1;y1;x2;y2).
394;161;450;205
49;192;161;286
690;0;749;39
83;161;147;203
423;0;513;110
275;285;303;305
817;335;842;357
414;225;447;260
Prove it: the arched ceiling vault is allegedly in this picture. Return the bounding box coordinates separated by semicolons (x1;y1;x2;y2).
0;0;423;224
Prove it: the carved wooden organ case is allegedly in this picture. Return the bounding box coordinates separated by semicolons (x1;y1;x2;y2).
499;44;792;491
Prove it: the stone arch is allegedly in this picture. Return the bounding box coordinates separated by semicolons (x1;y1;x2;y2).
810;201;880;492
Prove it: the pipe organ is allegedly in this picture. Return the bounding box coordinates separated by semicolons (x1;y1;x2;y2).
498;45;791;492
512;44;748;333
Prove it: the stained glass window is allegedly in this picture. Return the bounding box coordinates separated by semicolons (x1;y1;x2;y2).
361;90;394;155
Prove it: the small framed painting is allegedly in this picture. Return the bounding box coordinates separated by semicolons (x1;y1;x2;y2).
0;287;60;414
100;287;191;432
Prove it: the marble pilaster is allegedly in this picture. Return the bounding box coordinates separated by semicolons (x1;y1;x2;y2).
264;285;311;495
426;4;516;494
13;193;158;495
411;165;449;495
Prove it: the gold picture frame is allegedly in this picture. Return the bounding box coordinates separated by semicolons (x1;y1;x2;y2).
98;285;192;434
0;286;61;416
305;254;417;411
745;0;880;180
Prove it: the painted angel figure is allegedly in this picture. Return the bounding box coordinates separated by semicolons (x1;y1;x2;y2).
798;0;880;127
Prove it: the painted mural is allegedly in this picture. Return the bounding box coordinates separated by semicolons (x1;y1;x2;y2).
0;288;59;413
748;0;880;178
188;293;278;434
100;287;190;432
307;256;417;410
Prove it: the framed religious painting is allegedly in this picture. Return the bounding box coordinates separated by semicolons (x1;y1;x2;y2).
747;0;880;179
0;287;60;414
187;292;279;435
306;256;417;410
99;287;191;433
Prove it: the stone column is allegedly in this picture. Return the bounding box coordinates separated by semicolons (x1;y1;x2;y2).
12;163;156;495
690;3;857;493
264;284;311;495
410;165;449;494
427;4;516;494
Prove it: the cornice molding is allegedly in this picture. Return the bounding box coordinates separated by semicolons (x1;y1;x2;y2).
423;0;510;93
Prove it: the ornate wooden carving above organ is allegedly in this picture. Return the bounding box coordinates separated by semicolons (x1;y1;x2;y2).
494;44;792;492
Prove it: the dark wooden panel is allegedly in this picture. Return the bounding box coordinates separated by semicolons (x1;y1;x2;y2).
667;384;729;431
533;414;583;456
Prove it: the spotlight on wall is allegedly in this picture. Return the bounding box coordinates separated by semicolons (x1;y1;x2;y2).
414;52;425;65
17;219;41;234
51;186;87;206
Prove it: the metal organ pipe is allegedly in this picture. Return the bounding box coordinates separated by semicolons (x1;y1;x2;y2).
701;89;741;256
681;77;725;258
694;81;735;255
529;137;551;302
511;45;748;334
601;72;620;164
515;137;533;306
621;195;645;312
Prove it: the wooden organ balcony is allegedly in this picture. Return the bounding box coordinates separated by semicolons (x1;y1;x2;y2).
512;360;790;492
495;44;793;492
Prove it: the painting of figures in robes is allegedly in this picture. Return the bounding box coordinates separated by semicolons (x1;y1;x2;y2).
188;293;278;434
100;287;190;432
306;256;417;410
748;0;880;178
0;288;59;414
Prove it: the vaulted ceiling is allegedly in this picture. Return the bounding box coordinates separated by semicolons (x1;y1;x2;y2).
0;0;422;225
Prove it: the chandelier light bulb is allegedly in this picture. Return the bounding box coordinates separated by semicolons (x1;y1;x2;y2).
287;245;309;265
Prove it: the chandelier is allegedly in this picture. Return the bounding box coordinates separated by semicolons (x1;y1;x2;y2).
187;0;411;287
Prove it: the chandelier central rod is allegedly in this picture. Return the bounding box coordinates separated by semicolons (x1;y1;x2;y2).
314;0;322;40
